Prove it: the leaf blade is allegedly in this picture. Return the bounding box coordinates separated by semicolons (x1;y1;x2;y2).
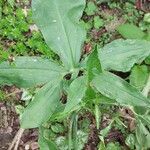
0;57;65;88
39;127;58;150
85;48;102;101
136;119;150;148
32;0;86;70
100;39;150;72
21;78;62;128
129;65;149;90
87;48;102;82
64;76;87;114
117;24;145;39
92;72;150;108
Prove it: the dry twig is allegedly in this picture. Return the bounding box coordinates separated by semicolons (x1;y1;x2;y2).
8;128;25;150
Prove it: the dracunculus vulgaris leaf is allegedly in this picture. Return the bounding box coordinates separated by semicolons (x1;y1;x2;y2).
100;39;150;72
0;57;65;88
92;72;150;108
21;78;62;128
64;76;87;114
32;0;86;70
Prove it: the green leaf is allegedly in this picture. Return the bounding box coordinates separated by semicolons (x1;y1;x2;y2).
85;48;102;101
39;128;57;150
0;89;5;101
136;120;150;149
39;138;57;150
106;142;121;150
7;0;15;7
21;78;62;128
98;95;117;105
145;32;150;41
94;16;104;29
51;123;65;133
117;24;145;39
64;76;87;114
100;39;150;72
85;1;97;15
87;48;102;82
145;55;150;65
32;0;86;70
0;0;2;19
100;121;113;138
0;57;65;88
144;13;150;23
138;115;150;126
125;134;135;149
129;65;149;90
92;72;150;107
98;141;106;150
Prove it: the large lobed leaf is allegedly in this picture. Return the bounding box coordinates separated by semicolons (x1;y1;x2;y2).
32;0;86;70
0;57;65;88
21;78;62;129
100;39;150;72
92;72;150;108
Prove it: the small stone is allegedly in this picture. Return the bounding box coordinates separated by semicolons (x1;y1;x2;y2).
30;24;38;32
25;144;30;150
6;127;12;133
31;142;39;150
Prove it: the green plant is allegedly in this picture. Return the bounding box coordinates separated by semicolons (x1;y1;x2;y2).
117;23;150;41
94;16;104;29
1;0;150;149
0;89;5;101
0;1;55;62
85;1;98;16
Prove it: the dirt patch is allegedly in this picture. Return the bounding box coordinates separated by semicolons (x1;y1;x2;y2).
0;102;38;150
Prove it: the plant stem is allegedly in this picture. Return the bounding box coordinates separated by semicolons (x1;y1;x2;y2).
142;74;150;97
5;91;21;98
14;128;24;150
8;128;24;150
95;104;100;130
68;111;78;150
68;118;73;150
72;112;78;150
142;74;150;115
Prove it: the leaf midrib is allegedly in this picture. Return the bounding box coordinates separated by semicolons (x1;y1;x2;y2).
0;68;62;72
54;0;75;68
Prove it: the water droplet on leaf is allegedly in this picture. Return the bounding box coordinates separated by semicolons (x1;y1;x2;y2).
52;20;57;23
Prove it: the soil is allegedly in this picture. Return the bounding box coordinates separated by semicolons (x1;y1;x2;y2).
0;86;38;150
0;103;38;150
